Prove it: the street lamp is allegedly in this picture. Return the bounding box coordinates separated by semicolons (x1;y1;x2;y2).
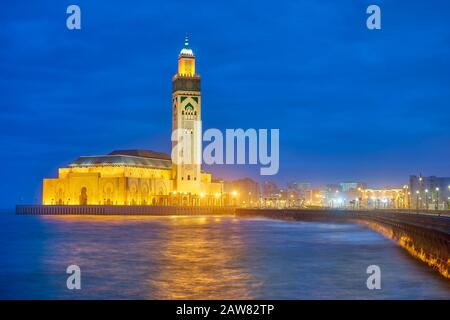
447;186;450;210
415;190;420;210
231;191;238;206
214;193;220;206
435;187;440;210
407;191;411;207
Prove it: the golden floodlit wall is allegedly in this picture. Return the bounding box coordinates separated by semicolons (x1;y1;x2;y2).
43;163;223;206
178;56;195;77
43;166;176;205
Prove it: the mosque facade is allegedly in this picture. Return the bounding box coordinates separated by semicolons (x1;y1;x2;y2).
42;39;224;206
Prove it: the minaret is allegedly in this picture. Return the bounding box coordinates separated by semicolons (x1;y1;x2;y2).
172;36;202;194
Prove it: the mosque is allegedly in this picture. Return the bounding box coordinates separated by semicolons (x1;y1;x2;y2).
42;38;224;206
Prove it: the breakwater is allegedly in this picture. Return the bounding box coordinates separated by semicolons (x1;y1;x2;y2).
236;208;450;279
16;205;235;216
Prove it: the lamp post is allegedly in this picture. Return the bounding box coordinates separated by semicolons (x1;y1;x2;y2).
425;189;429;210
335;190;339;209
415;190;420;211
447;185;450;210
418;176;423;210
214;192;221;207
402;185;408;209
435;187;440;210
231;191;238;207
407;192;411;210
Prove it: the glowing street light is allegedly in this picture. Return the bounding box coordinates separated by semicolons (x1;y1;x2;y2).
415;190;420;210
434;187;440;210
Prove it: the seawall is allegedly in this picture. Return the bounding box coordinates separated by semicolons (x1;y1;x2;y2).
16;205;235;216
236;208;450;279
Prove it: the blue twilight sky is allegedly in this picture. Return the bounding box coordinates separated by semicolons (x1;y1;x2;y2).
1;0;449;207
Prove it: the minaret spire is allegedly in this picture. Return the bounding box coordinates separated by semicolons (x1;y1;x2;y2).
172;36;201;193
179;35;194;58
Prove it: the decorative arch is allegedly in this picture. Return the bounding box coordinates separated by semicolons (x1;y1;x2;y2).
155;182;167;195
79;187;88;205
141;183;150;205
184;103;194;112
56;187;64;205
103;182;114;205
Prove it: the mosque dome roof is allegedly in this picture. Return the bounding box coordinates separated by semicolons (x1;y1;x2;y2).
179;36;194;57
69;150;172;169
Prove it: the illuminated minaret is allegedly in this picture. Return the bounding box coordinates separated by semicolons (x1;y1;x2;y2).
172;36;202;193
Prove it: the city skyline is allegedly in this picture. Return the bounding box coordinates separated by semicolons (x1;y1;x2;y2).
1;1;450;208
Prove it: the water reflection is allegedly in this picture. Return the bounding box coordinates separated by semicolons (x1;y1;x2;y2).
149;216;259;299
42;215;260;299
1;214;449;299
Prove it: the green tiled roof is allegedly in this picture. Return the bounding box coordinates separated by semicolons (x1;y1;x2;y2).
69;150;172;169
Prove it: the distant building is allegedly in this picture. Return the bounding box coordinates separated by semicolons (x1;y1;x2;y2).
409;175;450;210
224;178;260;207
322;184;342;207
261;181;283;208
359;187;408;209
286;182;311;206
287;182;310;192
262;181;279;197
304;188;324;207
339;182;367;192
322;183;408;209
